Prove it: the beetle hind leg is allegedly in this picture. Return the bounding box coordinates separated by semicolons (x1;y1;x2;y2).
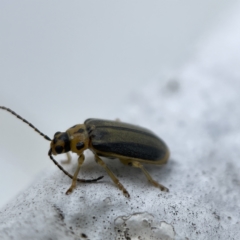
94;154;130;198
121;159;169;192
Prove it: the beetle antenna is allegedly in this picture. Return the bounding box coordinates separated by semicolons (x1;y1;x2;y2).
0;106;51;141
48;149;103;183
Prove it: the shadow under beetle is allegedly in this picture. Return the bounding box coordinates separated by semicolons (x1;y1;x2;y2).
0;106;170;197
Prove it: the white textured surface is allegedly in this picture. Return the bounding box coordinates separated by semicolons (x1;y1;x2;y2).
1;4;240;240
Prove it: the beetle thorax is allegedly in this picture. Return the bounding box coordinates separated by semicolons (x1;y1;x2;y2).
66;124;89;154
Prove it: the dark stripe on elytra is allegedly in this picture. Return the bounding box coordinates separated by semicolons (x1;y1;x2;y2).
89;125;158;140
92;141;165;160
74;128;84;134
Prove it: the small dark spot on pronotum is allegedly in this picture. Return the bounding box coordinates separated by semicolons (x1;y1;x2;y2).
74;128;85;134
76;142;84;150
77;128;84;133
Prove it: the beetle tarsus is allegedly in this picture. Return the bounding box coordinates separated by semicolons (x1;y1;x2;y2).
123;190;130;198
159;185;169;192
65;188;73;195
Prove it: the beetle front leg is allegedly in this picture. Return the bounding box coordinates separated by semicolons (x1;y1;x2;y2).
61;152;72;164
66;154;85;195
94;154;130;198
130;160;169;192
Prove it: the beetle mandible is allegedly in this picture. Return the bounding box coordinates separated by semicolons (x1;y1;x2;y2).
0;106;170;198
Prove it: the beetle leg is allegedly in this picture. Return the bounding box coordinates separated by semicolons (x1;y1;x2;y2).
66;154;85;195
61;152;72;164
130;160;169;192
94;154;130;198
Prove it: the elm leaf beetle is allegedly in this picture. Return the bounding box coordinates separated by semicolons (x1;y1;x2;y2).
0;106;170;198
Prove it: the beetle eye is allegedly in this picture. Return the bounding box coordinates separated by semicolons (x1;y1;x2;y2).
55;145;63;154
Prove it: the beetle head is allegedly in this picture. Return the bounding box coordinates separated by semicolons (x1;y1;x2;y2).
50;131;70;155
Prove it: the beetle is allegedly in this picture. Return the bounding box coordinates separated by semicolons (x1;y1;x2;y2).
0;106;170;198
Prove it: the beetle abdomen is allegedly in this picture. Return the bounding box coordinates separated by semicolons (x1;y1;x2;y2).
85;119;168;161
